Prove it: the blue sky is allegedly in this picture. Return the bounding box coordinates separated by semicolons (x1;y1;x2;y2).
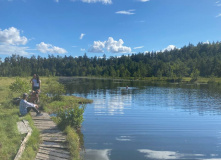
0;0;221;59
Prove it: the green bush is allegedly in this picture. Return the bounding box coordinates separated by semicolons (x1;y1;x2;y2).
56;104;85;130
44;79;65;101
9;77;29;96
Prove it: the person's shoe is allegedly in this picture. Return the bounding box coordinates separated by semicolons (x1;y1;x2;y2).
36;112;43;116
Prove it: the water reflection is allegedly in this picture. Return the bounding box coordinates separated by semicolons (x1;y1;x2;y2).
61;78;221;160
81;149;111;160
92;88;133;115
138;149;221;160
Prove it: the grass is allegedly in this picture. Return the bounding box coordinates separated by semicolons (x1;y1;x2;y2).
65;126;81;160
20;114;40;160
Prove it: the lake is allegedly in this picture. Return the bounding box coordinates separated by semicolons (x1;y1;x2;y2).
61;77;221;160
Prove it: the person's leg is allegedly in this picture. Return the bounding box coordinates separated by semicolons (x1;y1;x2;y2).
27;106;40;114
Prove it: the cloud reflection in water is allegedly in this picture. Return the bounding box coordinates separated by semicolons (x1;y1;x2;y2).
81;149;111;160
138;149;205;159
93;89;132;115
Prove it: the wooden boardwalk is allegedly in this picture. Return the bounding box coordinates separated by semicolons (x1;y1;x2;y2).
30;112;71;160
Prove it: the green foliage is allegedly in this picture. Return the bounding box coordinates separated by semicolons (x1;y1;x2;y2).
64;126;81;160
191;69;200;81
9;77;29;95
20;114;40;160
44;78;65;101
0;101;22;160
56;104;85;130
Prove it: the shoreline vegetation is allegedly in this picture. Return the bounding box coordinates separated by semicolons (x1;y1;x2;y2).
0;77;92;160
0;76;220;160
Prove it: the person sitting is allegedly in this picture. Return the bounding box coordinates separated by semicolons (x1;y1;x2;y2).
28;90;39;103
19;93;42;116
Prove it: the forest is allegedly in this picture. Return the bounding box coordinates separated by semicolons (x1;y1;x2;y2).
1;42;221;79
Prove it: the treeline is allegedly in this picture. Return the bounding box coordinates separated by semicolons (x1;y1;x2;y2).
1;42;221;79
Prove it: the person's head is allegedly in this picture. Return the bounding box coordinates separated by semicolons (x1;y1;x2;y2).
23;93;28;100
33;74;36;78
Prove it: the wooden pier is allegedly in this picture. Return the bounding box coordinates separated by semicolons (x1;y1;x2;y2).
30;112;71;160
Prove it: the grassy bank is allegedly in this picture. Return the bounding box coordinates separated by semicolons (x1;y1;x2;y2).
0;77;92;160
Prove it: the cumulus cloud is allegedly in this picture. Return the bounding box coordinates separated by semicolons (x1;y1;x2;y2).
0;44;30;56
88;37;131;53
138;0;149;2
134;46;144;49
116;9;135;15
81;0;112;4
162;45;176;52
80;33;85;40
36;42;67;54
0;27;28;45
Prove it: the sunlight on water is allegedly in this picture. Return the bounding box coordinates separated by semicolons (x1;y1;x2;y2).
63;78;221;160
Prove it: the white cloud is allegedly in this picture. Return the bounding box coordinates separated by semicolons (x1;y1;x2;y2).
80;48;86;52
162;45;176;52
54;0;59;2
80;33;85;40
203;40;210;44
36;42;67;54
134;46;144;49
138;0;150;2
216;13;221;17
0;44;31;56
216;1;220;3
81;0;112;4
0;27;28;45
116;9;135;15
88;37;131;53
88;40;105;53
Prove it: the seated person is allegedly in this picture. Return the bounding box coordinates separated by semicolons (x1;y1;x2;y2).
28;90;40;103
19;93;42;116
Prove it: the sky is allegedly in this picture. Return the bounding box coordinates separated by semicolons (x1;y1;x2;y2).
0;0;221;59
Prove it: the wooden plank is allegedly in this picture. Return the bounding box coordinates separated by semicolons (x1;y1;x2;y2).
31;111;71;160
34;122;56;125
41;130;63;134
42;137;66;142
35;126;58;130
14;130;32;160
41;133;66;137
36;152;68;160
39;146;70;155
40;141;67;149
38;148;70;159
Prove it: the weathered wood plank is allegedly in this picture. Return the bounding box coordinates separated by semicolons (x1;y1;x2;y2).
41;130;63;134
31;111;71;160
40;141;67;149
40;133;66;137
34;122;56;125
36;152;68;160
39;146;70;155
38;148;70;159
42;137;66;142
35;126;58;130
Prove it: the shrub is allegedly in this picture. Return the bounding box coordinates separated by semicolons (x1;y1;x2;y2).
56;104;85;130
44;79;65;101
9;77;29;94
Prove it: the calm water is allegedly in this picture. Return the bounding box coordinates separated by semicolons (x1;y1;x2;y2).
62;78;221;160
